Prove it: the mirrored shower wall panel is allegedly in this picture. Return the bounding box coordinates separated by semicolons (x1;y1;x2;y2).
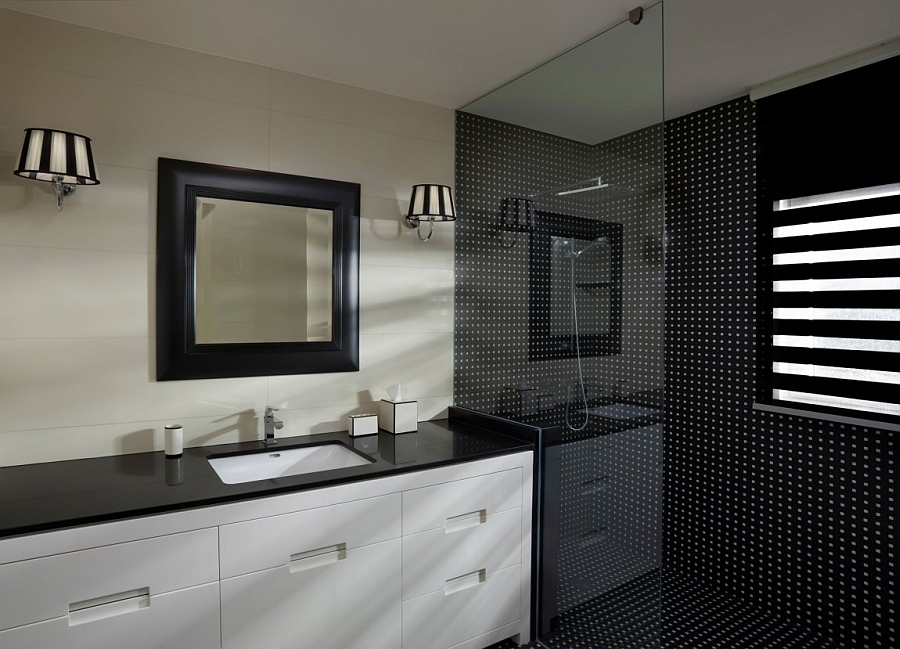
455;4;664;646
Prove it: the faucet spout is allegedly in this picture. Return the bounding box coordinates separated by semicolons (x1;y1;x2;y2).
264;406;283;445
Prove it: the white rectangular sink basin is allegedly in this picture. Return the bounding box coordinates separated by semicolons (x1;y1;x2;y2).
208;443;372;485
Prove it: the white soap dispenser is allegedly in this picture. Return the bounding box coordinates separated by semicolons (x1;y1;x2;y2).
164;424;183;457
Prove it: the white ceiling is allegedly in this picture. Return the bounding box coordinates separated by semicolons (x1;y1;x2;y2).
1;0;898;119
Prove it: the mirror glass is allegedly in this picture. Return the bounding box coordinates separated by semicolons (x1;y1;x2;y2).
194;197;333;344
156;157;360;381
549;235;612;337
528;213;622;360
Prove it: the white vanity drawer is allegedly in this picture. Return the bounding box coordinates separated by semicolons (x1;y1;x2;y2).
221;538;401;649
402;506;521;601
0;527;218;632
402;563;520;649
0;582;220;649
219;493;400;578
402;468;522;536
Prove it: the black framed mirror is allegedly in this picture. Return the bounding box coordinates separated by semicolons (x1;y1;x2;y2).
156;158;360;380
529;211;623;360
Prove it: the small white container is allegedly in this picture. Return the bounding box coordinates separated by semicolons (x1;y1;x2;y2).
379;400;417;434
349;413;379;437
164;424;183;457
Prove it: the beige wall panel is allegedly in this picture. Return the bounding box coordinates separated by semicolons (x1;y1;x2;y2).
0;164;153;253
0;60;271;172
0;8;271;109
360;265;453;335
0;245;148;338
0;10;454;464
268;110;453;201
271;69;453;144
267;332;453;410
0;337;268;434
359;195;454;269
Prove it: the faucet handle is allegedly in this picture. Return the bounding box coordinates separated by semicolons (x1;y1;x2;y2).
265;405;280;417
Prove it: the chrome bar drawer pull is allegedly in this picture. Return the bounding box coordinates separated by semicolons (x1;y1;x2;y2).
444;568;486;595
445;509;487;534
68;587;150;626
289;543;347;573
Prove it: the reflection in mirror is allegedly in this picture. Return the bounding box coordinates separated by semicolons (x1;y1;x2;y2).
529;213;622;360
453;3;664;643
194;197;333;344
549;236;612;337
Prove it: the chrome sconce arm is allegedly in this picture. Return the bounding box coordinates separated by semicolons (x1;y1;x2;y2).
13;128;100;211
406;214;437;241
52;175;78;211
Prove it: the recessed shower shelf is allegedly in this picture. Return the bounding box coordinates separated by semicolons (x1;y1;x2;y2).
576;282;612;294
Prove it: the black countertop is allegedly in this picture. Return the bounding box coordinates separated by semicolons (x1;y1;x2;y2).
0;418;532;540
488;394;664;446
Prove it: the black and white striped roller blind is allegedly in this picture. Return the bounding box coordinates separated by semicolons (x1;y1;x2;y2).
771;183;900;419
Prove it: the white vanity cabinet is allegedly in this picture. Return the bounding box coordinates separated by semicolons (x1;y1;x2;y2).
0;529;221;649
555;425;662;607
219;494;403;649
401;470;526;649
0;451;532;649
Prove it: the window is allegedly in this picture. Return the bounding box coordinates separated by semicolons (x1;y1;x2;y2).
768;183;900;420
756;54;900;426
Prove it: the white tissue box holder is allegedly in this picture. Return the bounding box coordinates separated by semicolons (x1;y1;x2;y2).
349;414;379;437
379;399;417;434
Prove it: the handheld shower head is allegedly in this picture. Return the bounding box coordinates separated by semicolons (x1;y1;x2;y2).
570;236;608;258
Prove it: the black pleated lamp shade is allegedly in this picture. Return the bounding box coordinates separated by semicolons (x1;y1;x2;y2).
406;184;455;222
501;197;535;232
14;128;100;186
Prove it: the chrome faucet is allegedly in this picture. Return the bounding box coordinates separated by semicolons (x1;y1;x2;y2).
264;406;283;445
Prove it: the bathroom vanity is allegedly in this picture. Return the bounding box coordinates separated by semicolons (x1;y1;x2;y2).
0;419;533;649
451;403;664;636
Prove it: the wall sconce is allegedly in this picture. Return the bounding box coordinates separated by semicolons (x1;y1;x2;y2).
500;197;534;233
497;196;534;248
13;128;99;210
405;184;455;241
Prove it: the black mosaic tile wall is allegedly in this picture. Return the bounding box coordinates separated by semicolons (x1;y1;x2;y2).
462;97;895;649
455;111;665;644
454;111;664;424
454;112;598;414
664;96;896;648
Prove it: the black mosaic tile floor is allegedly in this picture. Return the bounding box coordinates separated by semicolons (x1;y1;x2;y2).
659;573;842;649
487;571;843;649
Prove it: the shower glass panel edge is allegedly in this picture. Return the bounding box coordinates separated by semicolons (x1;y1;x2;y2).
453;3;664;647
